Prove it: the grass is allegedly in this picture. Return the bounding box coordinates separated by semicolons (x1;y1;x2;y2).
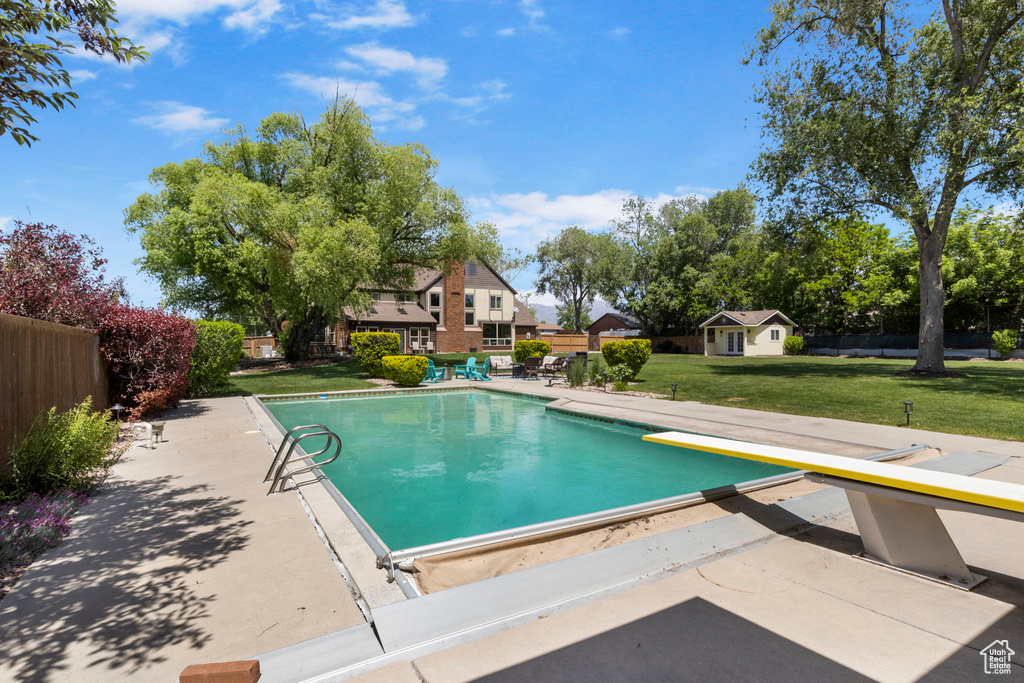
633;355;1024;441
211;360;376;396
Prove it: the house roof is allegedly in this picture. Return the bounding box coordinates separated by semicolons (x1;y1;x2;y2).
343;301;437;324
364;261;516;294
514;300;538;327
536;323;563;331
699;309;796;328
587;311;640;331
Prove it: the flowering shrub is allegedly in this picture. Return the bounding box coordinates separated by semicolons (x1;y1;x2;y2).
0;221;123;329
3;398;118;501
0;491;88;571
100;304;197;419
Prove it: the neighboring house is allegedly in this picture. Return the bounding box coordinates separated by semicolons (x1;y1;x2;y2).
338;261;537;354
536;323;565;335
700;310;797;357
587;312;641;350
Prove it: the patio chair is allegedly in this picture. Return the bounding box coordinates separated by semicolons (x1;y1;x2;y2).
454;357;477;379
469;357;493;381
411;342;420;354
424;359;445;384
426;341;435;352
540;357;567;378
523;356;543;379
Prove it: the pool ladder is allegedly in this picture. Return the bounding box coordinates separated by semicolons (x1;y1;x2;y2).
265;424;342;494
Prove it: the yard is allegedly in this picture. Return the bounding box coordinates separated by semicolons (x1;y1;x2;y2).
216;354;1023;442
633;355;1024;441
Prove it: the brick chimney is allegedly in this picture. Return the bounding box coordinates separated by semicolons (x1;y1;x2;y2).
436;261;466;352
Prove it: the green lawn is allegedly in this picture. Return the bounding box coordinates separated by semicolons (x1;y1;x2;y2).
212;360;376;396
633;355;1024;441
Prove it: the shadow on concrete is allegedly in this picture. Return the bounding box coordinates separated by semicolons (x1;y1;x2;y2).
0;474;251;681
474;597;872;682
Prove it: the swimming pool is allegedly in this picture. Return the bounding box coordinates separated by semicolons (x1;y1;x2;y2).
263;390;793;550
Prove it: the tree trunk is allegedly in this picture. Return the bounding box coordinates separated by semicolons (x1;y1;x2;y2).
913;233;946;373
283;307;325;361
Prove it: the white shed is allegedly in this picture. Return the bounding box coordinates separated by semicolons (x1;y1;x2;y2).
700;310;797;357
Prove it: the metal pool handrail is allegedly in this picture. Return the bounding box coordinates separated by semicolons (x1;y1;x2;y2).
267;426;343;495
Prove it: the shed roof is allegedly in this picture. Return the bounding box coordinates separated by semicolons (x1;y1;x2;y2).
699;310;796;328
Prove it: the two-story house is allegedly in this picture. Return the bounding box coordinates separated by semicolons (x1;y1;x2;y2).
337;261;537;354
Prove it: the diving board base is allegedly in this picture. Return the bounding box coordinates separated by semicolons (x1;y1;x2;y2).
852;551;986;591
804;473;987;590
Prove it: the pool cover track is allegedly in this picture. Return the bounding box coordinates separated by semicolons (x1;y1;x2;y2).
248;385;931;599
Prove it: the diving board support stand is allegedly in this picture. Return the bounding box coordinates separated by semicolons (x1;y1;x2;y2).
807;474;986;590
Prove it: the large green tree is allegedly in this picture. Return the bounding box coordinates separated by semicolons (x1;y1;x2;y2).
596;197;663;333
534;226;613;334
126;102;498;360
2;0;146;144
748;0;1024;372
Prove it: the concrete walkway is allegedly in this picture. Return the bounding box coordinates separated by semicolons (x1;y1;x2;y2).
0;397;365;683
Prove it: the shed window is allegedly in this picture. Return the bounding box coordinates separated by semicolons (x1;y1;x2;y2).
707;329;715;343
770;328;781;342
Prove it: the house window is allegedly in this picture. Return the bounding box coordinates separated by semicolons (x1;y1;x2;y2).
770;328;781;342
483;323;512;346
468;262;477;275
490;295;502;310
465;311;475;327
429;292;441;308
355;326;379;333
430;311;440;323
409;327;431;348
369;291;380;301
396;292;416;303
707;329;715;343
465;293;475;309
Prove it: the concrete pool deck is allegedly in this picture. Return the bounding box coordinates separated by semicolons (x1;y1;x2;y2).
0;386;1020;681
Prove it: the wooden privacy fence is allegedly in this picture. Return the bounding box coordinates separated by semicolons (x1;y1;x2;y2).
649;335;705;354
546;334;589;353
242;335;277;358
1;313;108;471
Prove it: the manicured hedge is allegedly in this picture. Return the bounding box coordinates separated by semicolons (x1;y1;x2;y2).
783;335;806;356
100;304;197;419
992;329;1018;359
382;355;429;386
513;340;551;363
351;332;401;377
600;339;651;379
188;320;246;397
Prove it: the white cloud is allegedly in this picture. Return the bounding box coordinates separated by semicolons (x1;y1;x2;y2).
312;0;416;30
282;73;420;129
496;27;516;36
223;0;282;33
518;0;548;31
344;43;447;89
460;25;479;38
469;188;704;247
609;26;631;38
133;101;229;133
69;69;98;82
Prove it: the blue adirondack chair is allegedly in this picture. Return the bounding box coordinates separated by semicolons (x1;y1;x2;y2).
424;359;445;384
454;357;477;379
468;357;492;381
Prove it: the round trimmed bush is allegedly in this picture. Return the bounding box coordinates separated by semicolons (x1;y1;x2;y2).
351;332;401;377
783;335;806;356
600;339;651;379
514;339;551;363
992;329;1019;359
382;355;429;386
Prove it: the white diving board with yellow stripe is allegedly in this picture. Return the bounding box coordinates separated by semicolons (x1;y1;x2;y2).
643;432;1024;590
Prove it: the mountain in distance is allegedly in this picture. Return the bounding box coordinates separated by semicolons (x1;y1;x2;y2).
524;300;621;326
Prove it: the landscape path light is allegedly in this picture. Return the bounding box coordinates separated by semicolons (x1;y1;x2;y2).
671;383;677;401
903;400;913;426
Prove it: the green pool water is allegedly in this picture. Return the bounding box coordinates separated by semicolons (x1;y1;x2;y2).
264;390;792;550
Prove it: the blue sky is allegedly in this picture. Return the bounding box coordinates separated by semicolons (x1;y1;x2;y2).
0;0;772;308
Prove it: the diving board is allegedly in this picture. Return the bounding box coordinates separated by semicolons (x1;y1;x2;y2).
643;432;1024;590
